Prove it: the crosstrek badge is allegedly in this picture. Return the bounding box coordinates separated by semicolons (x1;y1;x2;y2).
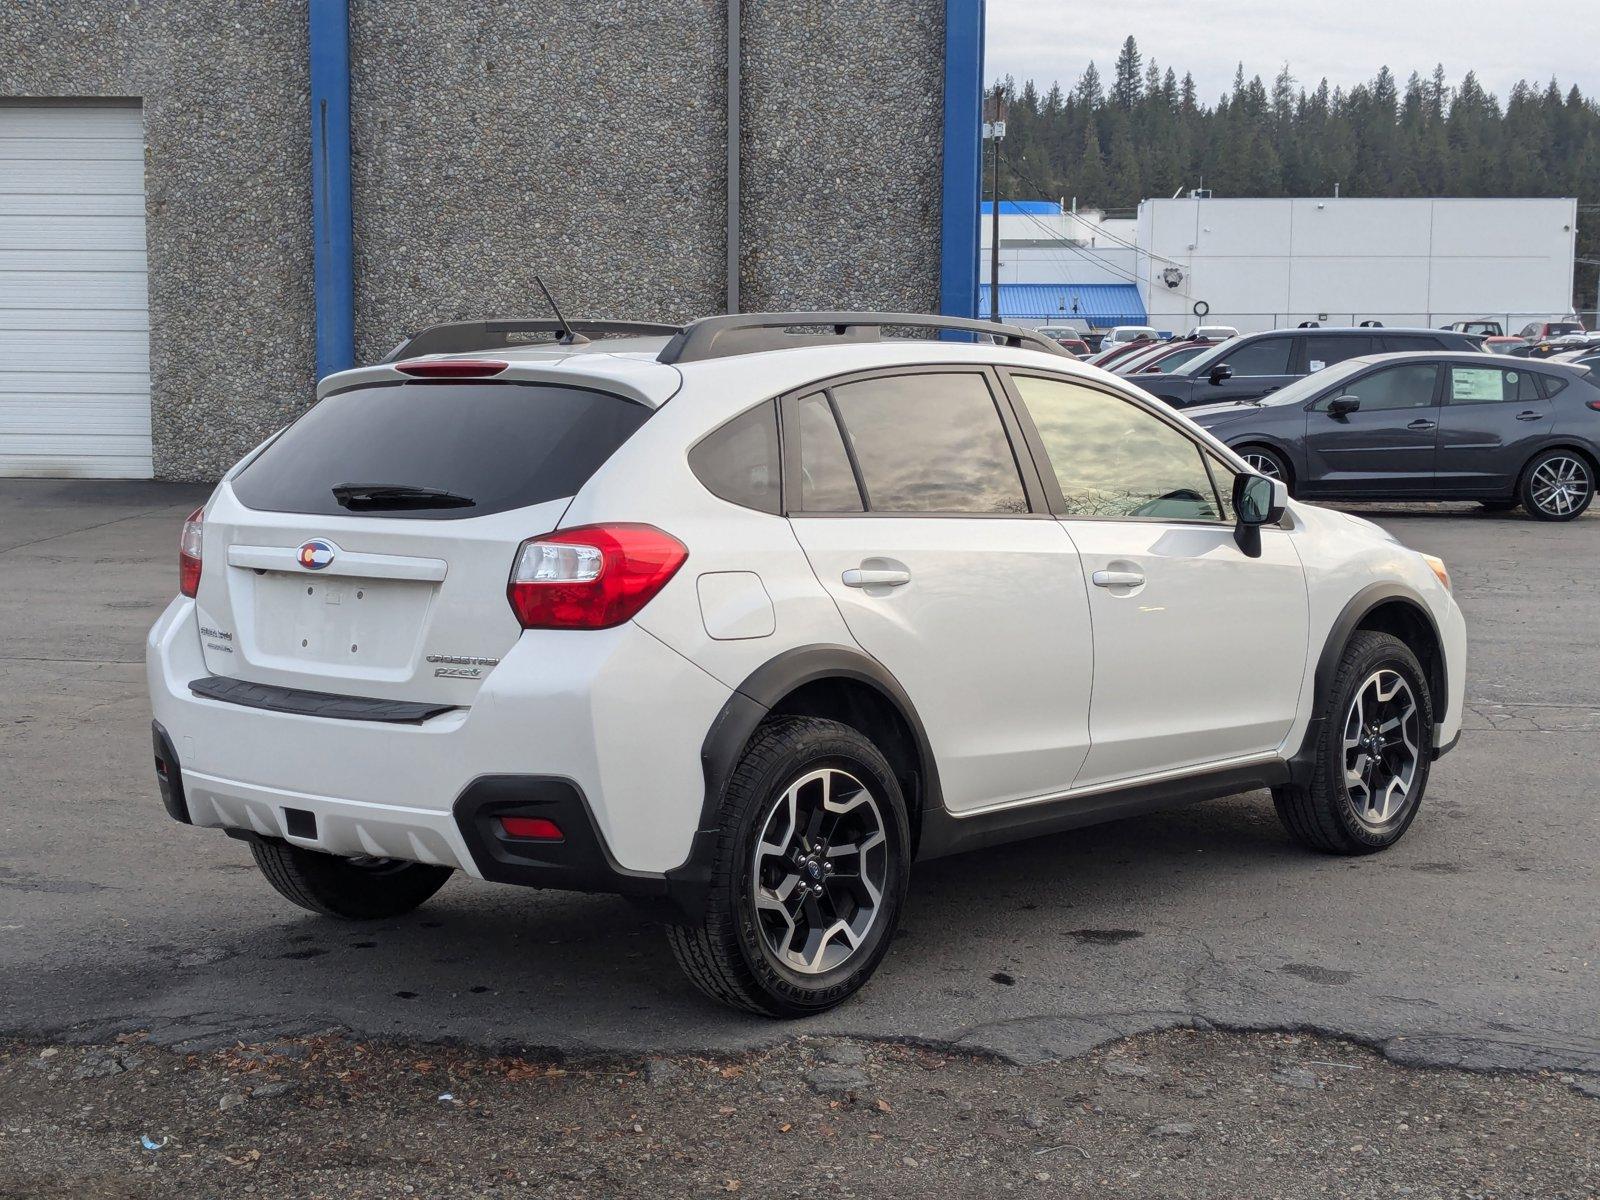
297;539;336;570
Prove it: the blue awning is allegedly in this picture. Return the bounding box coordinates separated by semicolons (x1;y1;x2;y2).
979;283;1147;326
979;200;1062;216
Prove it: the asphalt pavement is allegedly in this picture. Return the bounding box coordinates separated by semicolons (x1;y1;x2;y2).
1;480;1597;1080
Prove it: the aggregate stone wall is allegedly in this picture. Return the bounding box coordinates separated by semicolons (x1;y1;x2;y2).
740;1;944;315
1;1;947;481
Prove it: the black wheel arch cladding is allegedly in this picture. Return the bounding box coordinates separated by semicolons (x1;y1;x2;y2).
698;644;941;856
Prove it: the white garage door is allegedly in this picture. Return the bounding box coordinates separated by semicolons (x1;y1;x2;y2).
0;104;152;478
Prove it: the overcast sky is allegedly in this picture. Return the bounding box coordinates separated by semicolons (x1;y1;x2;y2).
987;0;1600;103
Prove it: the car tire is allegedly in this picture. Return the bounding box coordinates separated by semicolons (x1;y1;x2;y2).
1518;449;1594;521
665;715;911;1017
249;839;453;919
1238;445;1292;492
1272;630;1433;855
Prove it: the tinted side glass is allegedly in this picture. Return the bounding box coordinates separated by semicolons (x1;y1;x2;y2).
1012;375;1223;522
791;393;863;512
689;402;780;513
829;373;1028;514
1540;375;1569;398
1218;336;1292;376
1304;336;1376;373
1383;334;1443;352
1448;365;1539;405
1314;364;1439;412
232;382;650;520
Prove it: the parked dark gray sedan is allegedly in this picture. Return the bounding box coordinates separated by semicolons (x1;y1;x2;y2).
1186;352;1600;520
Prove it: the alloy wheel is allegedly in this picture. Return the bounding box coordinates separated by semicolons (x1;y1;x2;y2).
1242;451;1282;480
1528;455;1591;517
750;768;888;975
1342;669;1420;827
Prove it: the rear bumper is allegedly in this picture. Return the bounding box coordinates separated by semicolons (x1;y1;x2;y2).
146;596;732;886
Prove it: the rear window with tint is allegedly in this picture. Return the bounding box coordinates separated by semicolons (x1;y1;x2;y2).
232;381;650;519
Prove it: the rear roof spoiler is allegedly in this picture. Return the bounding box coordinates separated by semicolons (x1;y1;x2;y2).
656;312;1075;365
384;319;682;362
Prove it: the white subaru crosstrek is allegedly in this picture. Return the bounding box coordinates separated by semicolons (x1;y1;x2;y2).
148;312;1465;1016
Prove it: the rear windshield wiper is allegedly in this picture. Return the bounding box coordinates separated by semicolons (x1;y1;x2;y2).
332;484;476;511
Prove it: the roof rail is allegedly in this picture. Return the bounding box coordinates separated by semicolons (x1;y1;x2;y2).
384;319;682;362
656;312;1074;365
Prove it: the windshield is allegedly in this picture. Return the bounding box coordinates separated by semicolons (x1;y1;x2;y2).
232;380;651;520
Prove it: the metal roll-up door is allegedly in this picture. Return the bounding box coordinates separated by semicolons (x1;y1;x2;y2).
0;103;151;478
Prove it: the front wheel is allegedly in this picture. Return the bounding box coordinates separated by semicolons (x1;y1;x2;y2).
1238;445;1291;493
1519;450;1594;521
1273;630;1433;855
250;840;453;919
666;716;910;1017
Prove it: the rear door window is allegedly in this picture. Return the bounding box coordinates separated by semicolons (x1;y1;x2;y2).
790;393;864;512
827;373;1029;514
1304;336;1376;373
1448;365;1541;404
1383;334;1444;352
231;381;651;519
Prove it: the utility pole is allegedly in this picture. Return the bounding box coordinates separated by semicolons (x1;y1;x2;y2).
983;94;1006;324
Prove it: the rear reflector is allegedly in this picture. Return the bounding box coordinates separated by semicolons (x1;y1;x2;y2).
498;816;564;841
508;523;688;630
178;506;204;598
394;358;509;378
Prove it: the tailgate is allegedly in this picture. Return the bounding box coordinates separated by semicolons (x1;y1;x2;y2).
192;486;568;706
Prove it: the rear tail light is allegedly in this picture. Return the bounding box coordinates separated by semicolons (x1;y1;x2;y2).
1587;399;1600;412
508;523;687;630
178;506;204;598
394;358;508;378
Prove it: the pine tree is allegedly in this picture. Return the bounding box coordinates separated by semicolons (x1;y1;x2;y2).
998;51;1600;309
1113;36;1143;109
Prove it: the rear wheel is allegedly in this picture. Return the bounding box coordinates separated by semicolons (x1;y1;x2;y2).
666;716;910;1017
1519;450;1594;521
1273;631;1433;855
250;840;453;919
1239;445;1291;492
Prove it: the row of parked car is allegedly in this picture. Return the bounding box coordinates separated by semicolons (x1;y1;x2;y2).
1035;321;1598;521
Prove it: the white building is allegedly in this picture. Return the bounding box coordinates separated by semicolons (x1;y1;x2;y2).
983;196;1580;335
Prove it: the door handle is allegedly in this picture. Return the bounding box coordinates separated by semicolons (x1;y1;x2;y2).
1092;569;1146;589
1515;410;1545;422
1407;419;1437;431
842;567;910;588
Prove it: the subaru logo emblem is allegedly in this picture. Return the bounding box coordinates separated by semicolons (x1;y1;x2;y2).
297;539;336;570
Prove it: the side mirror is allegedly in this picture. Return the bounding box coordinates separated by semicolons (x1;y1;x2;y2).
1209;364;1234;385
1327;395;1360;417
1232;472;1289;558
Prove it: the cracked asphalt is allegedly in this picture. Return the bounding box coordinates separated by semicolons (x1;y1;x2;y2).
1;481;1597;1085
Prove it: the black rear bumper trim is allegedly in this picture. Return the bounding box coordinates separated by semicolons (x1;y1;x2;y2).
452;775;708;923
152;720;191;824
187;675;458;724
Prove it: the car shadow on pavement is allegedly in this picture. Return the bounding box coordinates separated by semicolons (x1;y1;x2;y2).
64;789;1337;1048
